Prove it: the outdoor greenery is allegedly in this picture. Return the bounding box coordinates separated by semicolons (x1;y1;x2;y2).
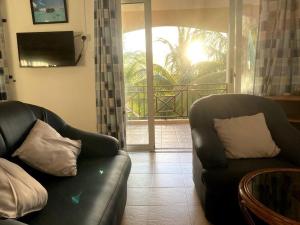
123;26;228;119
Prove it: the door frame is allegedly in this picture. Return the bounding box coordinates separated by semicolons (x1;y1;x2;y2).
234;0;243;94
227;0;243;93
122;0;155;151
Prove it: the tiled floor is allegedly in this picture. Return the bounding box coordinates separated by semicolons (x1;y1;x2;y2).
121;152;211;225
127;123;193;150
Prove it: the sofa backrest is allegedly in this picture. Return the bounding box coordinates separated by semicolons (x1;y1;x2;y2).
0;101;66;158
0;101;36;157
189;94;290;169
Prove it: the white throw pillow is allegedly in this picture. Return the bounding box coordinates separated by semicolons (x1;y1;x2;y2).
12;120;81;177
0;158;47;218
214;113;280;159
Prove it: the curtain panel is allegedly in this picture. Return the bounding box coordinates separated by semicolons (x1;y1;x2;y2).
0;15;8;100
94;0;126;147
254;0;300;96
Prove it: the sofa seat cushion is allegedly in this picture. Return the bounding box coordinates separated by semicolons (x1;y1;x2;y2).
18;152;131;225
202;157;295;192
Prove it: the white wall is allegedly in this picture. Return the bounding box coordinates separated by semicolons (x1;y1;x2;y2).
1;0;97;132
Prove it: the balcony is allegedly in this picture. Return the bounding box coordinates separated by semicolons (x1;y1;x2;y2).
126;83;228;149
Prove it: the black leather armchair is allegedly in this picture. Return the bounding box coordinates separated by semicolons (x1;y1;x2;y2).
0;101;131;225
189;94;300;225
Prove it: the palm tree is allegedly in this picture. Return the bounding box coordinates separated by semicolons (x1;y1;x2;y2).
124;27;228;86
123;27;228;118
123;51;176;118
157;27;195;84
157;27;228;84
123;51;176;86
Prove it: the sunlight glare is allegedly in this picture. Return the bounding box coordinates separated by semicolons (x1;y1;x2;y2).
186;41;209;64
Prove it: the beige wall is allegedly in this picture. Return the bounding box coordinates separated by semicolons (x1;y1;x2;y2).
1;0;97;132
123;8;229;33
122;5;259;33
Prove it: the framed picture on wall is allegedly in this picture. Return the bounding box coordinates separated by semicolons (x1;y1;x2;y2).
30;0;68;24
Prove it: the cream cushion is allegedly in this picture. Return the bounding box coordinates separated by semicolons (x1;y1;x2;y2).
0;158;47;218
12;120;81;177
214;113;280;159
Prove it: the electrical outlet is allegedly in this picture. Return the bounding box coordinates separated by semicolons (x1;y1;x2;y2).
84;34;91;41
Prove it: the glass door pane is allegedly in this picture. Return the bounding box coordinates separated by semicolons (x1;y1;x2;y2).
122;2;154;149
151;0;230;150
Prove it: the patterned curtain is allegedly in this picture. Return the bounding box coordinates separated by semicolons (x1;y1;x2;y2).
254;0;300;96
94;0;126;147
0;15;8;100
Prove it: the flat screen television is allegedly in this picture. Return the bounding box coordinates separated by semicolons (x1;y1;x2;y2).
17;31;75;68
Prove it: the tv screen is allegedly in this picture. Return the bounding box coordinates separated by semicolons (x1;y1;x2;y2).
17;31;75;67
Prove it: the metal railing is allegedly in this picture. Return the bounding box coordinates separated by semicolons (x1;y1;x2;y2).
126;83;228;119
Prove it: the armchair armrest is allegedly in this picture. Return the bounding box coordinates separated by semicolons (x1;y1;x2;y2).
0;220;27;225
273;122;300;166
191;128;228;169
61;125;120;158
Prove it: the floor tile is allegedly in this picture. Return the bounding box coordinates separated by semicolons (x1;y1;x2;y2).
131;162;154;174
127;188;151;206
127;187;187;206
183;174;195;188
180;163;193;174
148;188;187;205
153;153;181;163
152;174;186;187
121;206;148;225
147;205;191;225
185;188;201;206
128;174;153;187
127;123;192;149
153;163;182;174
129;153;155;163
188;205;211;225
178;153;193;163
124;152;207;225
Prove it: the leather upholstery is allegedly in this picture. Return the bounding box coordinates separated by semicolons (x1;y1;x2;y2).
0;101;131;225
0;102;36;157
189;94;300;225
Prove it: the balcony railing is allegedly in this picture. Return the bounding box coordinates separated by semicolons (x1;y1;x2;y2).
126;83;228;119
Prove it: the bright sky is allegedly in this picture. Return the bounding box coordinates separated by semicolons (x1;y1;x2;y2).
123;27;210;66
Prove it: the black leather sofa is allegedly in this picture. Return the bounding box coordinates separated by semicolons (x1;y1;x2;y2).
189;94;300;225
0;101;131;225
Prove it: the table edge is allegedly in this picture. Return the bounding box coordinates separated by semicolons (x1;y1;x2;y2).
239;168;300;225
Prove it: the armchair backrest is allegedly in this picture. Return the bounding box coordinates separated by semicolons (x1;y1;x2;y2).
189;94;292;169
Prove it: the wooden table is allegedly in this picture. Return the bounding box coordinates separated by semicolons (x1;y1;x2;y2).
239;168;300;225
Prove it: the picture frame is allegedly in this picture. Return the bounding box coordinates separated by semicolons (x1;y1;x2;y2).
30;0;68;24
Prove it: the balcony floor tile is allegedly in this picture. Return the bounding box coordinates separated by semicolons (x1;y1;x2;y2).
127;122;192;150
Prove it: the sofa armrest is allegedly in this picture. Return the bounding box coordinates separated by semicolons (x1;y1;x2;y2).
0;220;28;225
61;125;119;158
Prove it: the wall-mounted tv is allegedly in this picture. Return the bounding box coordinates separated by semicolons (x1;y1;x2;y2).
17;31;75;68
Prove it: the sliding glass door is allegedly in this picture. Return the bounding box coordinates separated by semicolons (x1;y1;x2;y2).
121;0;250;151
151;0;231;150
